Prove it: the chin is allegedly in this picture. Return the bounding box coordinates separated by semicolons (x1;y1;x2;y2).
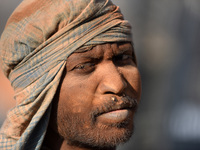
65;120;134;149
56;106;135;149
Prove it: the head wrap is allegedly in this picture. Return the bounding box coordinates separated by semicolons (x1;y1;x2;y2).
0;0;132;149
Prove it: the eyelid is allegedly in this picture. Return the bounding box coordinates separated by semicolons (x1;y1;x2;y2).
73;62;95;70
67;56;101;73
113;53;135;66
69;62;96;75
122;54;133;59
114;53;133;60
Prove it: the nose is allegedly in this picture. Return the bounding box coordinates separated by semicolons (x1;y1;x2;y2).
97;62;127;95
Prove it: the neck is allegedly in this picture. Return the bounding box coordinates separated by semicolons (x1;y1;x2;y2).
43;127;116;150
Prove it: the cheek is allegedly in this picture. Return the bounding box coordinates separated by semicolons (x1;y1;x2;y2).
123;67;142;95
58;79;94;114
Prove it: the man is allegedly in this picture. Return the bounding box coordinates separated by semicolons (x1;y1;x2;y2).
0;0;141;150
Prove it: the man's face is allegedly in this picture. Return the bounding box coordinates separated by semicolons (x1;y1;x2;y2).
51;42;141;149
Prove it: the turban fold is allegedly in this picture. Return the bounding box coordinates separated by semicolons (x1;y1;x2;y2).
0;0;132;149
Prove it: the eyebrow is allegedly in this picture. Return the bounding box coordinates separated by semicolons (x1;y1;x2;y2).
69;51;99;60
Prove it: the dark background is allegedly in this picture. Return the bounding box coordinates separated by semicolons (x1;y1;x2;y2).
1;1;200;150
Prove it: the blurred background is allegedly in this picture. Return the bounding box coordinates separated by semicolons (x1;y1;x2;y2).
1;0;200;150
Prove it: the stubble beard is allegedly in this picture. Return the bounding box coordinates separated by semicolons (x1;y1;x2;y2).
57;109;134;149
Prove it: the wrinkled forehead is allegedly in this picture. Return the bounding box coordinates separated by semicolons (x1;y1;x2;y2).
74;42;133;52
68;42;134;60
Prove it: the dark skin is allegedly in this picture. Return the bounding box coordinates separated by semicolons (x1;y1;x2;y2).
44;42;141;150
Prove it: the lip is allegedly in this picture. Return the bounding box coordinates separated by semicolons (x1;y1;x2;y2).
97;109;132;122
94;95;138;123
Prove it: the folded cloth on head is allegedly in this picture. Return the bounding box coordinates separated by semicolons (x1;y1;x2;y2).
0;0;132;149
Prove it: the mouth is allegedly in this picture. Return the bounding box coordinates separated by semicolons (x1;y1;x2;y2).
95;96;138;123
97;109;132;122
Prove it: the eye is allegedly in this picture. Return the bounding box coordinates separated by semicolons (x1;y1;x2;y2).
74;64;85;69
120;54;131;60
72;62;96;74
116;54;132;60
113;54;134;66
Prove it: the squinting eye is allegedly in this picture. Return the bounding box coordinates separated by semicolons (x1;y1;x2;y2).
121;54;130;60
75;64;85;69
114;54;134;66
73;62;95;73
115;54;132;61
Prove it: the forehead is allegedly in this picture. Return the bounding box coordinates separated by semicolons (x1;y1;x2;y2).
68;42;133;60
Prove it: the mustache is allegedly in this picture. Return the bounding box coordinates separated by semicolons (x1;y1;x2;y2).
92;95;138;118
